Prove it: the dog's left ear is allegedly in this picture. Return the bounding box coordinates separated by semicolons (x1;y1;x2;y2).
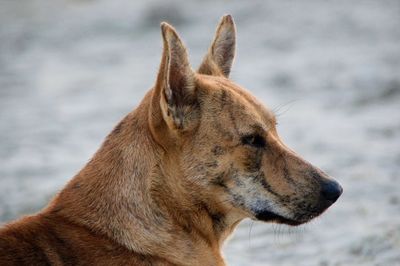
198;15;236;77
153;22;198;132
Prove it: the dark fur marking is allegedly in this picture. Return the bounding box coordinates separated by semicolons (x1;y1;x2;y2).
272;148;296;186
218;86;240;137
205;160;218;169
310;169;321;180
181;222;193;234
282;159;296;185
10;247;25;265
152;209;167;226
210;173;228;189
214;121;234;141
219;89;230;110
199;203;226;235
231;171;245;188
46;226;78;266
210;212;225;234
28;241;51;266
231;193;245;207
12;238;51;266
211;145;225;156
228;106;240;135
309;168;326;186
243;149;263;173
194;164;206;172
252;172;281;198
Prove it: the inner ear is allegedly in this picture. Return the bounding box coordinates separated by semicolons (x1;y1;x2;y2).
198;15;236;77
156;22;198;131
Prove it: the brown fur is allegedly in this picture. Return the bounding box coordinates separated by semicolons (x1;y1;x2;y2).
0;15;342;266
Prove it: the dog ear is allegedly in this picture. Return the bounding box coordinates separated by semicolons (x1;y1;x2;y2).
198;15;236;77
154;22;198;131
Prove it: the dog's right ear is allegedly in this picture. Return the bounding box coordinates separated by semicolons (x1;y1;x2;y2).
150;22;199;141
198;15;236;78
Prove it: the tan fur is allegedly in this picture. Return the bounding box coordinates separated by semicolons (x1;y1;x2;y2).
0;15;342;266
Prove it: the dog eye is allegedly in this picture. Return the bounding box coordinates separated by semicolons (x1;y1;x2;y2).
241;134;266;148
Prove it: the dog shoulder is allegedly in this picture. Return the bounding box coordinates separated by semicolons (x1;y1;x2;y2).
0;213;177;266
0;215;51;265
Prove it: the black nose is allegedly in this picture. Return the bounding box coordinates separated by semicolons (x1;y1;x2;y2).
321;180;343;202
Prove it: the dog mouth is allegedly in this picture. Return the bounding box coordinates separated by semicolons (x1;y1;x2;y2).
253;201;333;226
254;210;306;226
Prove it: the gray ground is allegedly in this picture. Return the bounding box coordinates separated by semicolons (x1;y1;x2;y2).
0;0;400;265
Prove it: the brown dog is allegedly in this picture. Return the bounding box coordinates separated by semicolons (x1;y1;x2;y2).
0;15;342;266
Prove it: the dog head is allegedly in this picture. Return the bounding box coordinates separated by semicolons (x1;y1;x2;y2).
149;15;342;226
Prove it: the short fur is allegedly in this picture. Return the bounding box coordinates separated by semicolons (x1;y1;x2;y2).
0;15;342;266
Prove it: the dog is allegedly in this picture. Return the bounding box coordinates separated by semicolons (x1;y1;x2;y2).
0;15;342;266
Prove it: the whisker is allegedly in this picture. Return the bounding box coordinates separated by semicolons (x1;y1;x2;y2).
272;99;300;118
248;220;254;249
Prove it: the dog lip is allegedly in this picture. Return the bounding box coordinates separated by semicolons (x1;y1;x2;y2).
254;210;303;226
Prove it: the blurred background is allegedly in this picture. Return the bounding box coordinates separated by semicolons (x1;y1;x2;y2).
0;0;399;265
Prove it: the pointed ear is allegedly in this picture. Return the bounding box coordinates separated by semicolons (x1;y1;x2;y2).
155;22;198;131
198;15;236;77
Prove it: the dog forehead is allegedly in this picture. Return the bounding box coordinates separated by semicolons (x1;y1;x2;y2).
197;74;276;129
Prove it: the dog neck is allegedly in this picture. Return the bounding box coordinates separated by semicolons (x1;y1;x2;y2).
46;90;238;266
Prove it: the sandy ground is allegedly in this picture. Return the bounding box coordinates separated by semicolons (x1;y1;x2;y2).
0;0;400;265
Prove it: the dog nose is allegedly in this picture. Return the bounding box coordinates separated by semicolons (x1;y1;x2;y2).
320;180;343;202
